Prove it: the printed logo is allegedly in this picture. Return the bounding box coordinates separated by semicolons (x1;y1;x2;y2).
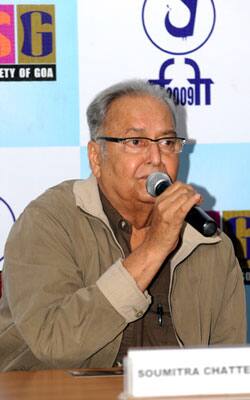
142;0;216;106
149;58;214;105
0;4;56;81
0;197;15;266
142;0;216;55
223;211;250;284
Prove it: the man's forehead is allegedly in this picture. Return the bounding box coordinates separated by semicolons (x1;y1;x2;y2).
108;93;169;108
104;94;173;126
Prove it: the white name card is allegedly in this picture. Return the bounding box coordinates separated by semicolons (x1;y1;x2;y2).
124;346;250;398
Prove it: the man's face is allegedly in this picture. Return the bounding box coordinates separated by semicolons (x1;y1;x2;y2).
88;94;179;206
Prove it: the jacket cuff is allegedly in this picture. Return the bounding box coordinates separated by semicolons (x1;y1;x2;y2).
96;259;151;323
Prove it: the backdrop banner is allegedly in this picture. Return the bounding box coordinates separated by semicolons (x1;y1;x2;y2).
0;0;250;338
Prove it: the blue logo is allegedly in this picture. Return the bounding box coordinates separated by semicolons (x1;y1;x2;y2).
0;197;16;263
142;0;216;55
165;0;198;38
149;58;214;105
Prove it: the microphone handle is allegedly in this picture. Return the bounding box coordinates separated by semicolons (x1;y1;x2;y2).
147;172;217;237
153;177;217;237
185;206;217;237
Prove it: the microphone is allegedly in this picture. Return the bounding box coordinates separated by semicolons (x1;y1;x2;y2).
146;172;217;237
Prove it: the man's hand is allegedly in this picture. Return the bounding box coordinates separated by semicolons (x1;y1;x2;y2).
145;181;202;254
123;182;201;291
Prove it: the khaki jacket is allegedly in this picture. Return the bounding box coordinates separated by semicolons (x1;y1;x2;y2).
0;176;246;371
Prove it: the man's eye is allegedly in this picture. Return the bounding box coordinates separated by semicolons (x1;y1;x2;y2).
161;139;175;146
127;138;144;147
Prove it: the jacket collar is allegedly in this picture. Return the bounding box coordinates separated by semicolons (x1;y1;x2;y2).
73;174;110;227
73;175;221;265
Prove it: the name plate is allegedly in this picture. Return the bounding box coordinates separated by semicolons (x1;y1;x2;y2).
124;346;250;398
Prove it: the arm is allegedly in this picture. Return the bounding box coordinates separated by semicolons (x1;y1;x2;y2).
4;204;150;368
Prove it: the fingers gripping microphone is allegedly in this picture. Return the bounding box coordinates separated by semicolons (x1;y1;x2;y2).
146;172;217;237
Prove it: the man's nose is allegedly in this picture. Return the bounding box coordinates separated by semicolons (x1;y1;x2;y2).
146;142;162;165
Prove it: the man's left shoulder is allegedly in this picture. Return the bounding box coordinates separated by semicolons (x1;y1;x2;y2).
211;230;234;253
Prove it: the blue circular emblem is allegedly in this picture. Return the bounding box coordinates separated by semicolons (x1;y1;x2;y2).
142;0;216;55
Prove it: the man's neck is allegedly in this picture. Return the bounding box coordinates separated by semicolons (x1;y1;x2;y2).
98;185;153;230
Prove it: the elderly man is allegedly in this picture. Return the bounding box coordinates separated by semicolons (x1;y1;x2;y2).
0;80;246;371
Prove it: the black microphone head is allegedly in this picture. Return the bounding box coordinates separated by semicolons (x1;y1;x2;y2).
146;172;172;197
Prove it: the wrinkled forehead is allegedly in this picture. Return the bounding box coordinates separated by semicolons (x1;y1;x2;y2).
102;94;175;133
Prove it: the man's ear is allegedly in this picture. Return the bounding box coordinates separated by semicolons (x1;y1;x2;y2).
88;141;102;178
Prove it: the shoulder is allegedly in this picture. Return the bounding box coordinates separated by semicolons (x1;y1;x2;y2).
180;228;239;275
212;230;236;258
32;180;79;210
196;230;240;276
7;180;82;241
23;179;81;217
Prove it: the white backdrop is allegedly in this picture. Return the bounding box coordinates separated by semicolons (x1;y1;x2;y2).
78;0;250;144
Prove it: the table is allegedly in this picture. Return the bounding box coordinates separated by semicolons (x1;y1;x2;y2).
0;369;123;400
1;369;250;400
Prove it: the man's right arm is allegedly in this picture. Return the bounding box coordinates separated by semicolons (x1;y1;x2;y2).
4;205;149;368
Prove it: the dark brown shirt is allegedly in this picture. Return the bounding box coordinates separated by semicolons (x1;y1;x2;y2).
99;188;178;364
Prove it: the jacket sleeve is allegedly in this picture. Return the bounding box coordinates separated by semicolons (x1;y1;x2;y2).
210;234;247;345
4;203;150;368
